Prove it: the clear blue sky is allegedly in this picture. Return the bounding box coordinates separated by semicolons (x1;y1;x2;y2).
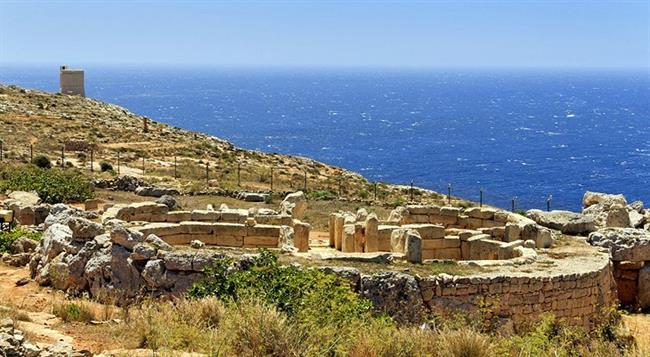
1;0;649;69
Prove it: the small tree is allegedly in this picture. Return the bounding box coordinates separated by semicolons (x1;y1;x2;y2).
32;154;52;169
100;161;114;172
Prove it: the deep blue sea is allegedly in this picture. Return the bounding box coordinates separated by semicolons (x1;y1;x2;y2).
2;66;649;211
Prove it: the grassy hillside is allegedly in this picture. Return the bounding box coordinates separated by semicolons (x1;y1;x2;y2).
0;84;466;206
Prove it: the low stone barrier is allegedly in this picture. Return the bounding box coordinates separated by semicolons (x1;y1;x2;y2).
358;252;615;328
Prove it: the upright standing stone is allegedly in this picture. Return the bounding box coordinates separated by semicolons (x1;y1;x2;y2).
404;230;422;263
365;213;380;252
342;224;356;253
328;214;336;247
293;220;311;252
638;264;650;310
334;214;345;250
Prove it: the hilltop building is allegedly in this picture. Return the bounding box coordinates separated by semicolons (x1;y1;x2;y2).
59;65;85;96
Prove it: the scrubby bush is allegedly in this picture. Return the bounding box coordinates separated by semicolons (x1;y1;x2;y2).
308;189;337;201
52;302;95;322
188;250;371;324
100;161;113;172
0;166;94;203
31;154;51;169
0;227;42;253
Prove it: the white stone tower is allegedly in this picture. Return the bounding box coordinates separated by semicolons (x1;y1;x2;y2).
59;65;85;96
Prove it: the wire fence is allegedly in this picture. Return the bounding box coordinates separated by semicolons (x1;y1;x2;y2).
0;138;568;211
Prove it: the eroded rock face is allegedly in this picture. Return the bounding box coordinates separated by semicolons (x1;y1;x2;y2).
605;206;631;228
526;209;596;235
360;272;426;324
280;191;307;219
135;186;180;198
588;228;650;261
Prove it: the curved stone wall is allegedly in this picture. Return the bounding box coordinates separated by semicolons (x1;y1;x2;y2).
357;252;615;328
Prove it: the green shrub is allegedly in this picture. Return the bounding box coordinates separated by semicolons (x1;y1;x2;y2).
52;302;94;322
0;166;94;204
100;161;113;172
31;154;52;169
0;227;42;253
307;189;336;201
188;250;371;325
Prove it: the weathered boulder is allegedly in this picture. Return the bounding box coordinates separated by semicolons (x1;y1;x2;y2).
144;234;173;251
237;192;269;202
588;228;650;261
280;191;307;219
40;223;78;259
583;191;627;208
130;243;157;261
135;186;180;198
9;236;38;254
638;264;650;310
318;266;361;290
156;194;177;209
67;216;104;241
629;210;646;228
190;240;205;249
360;272;426;324
110;225;144;251
8;191;41;206
526;209;596;235
606;205;631;228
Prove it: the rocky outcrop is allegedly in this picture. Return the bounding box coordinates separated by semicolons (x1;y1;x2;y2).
588;228;650;262
1;191;50;226
526;209;596;235
0;317;87;357
93;175;145;192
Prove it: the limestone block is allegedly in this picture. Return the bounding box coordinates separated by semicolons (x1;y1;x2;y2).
423;247;461;260
498;241;523;259
191;210;221;222
243;236;279;248
365;214;380;252
213;235;244;247
254;214;293;226
220;209;248;224
354;223;365;253
166;211;192;222
406;205;436;215
404;229;422;263
402;224;445;239
460;217;483;229
429;214;458;226
334;214;345;250
150;214;168;222
422;236;460;250
494;210;510;223
132;202;169;215
440;207;461;217
490;226;505;240
466;207;496;220
180;221;214;234
468;235;501;260
163;234;192;245
504;223;521;242
212;223;246;237
342;224;356;253
84;199;104;211
378;225;398;252
481;220;501;228
247;224;281;237
390;228;408;253
536;228;553;249
459;230;481;241
329;214;336;247
293;221;310;252
138;223;186;237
